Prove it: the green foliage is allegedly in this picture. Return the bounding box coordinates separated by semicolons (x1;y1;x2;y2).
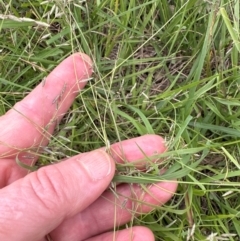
1;0;240;240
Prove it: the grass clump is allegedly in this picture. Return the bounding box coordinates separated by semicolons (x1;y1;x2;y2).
1;0;240;240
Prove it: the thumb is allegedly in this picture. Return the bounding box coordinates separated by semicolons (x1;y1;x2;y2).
0;150;115;241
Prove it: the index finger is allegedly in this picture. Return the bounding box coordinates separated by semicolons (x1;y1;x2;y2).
0;53;92;158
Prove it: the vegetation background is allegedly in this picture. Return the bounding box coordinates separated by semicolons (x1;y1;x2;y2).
1;0;240;240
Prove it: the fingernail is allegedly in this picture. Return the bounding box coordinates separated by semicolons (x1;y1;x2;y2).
78;53;93;69
79;150;112;181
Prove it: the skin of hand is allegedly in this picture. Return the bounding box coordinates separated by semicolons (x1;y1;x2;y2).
0;53;178;241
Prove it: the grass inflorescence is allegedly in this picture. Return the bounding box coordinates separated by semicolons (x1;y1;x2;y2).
1;0;240;240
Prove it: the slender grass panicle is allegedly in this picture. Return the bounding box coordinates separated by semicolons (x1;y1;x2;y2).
1;0;240;240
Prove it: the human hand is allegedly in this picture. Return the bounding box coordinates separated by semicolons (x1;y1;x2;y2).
0;53;177;241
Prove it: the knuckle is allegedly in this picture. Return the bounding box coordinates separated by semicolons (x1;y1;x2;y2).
27;166;67;213
13;101;39;120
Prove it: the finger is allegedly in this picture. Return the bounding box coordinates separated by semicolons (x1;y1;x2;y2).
0;150;115;241
85;226;155;241
0;53;92;158
106;134;167;168
50;179;177;241
1;134;164;188
48;135;173;241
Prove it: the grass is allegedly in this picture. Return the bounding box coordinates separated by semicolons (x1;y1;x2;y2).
1;0;240;240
